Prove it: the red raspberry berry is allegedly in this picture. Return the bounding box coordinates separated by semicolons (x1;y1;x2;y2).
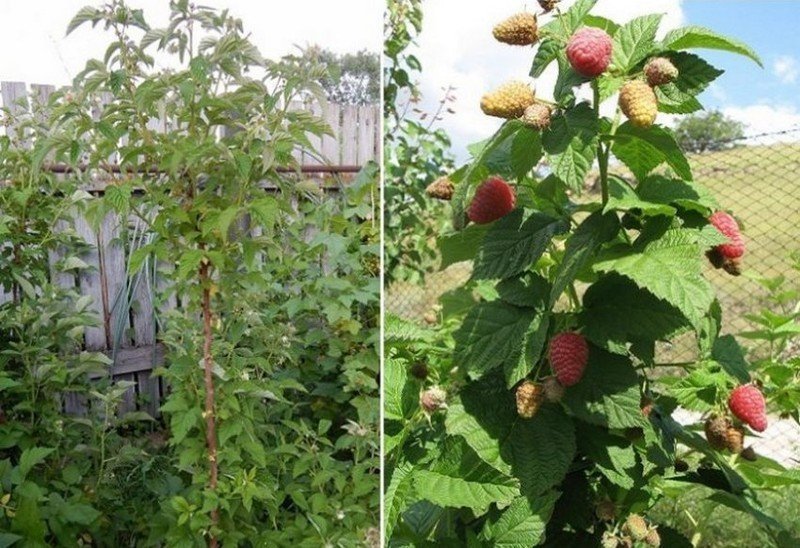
728;385;767;432
467;177;516;224
709;211;745;259
566;27;613;78
548;332;589;387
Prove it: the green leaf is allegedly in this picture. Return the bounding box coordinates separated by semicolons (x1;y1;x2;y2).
507;312;550;387
604;176;677;217
445;373;576;496
384;314;434;343
480;491;559;547
550;211;620;307
712;335;751;382
661;26;763;67
542;103;599;191
562;0;599;32
454;301;537;380
553;52;587;103
594;229;714;327
66;6;99;36
385;463;416;541
611;14;663;73
472;210;568;281
580;274;691;352
453;122;522;230
561;349;646;428
384;356;418;422
530;38;560;78
497;273;550;309
438;224;489;268
636;175;717;214
0;533;23;548
575;422;641;488
11;496;45;543
655;52;724;114
18;447;54;478
510;127;543;179
612;122;692;181
414;437;519;514
583;15;620;36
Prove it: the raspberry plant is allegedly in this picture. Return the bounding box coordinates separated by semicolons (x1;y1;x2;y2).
385;1;798;546
2;1;378;545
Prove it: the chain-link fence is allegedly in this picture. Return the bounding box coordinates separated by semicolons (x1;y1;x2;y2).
386;127;800;467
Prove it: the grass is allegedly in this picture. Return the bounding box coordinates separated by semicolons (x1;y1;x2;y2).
649;484;800;547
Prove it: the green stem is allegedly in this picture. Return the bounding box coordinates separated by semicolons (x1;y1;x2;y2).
592;82;610;205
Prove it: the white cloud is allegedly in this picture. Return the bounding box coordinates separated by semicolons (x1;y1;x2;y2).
773;55;798;84
411;0;686;160
722;104;800;140
0;1;381;87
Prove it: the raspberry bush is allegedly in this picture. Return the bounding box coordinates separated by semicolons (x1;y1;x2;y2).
384;1;798;546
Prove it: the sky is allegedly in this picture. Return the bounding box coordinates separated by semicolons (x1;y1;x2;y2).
0;0;382;86
409;0;800;161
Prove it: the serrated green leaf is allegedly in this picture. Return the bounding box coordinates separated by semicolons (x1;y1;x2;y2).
583;15;620;36
66;6;99;36
384;314;434;343
507;312;551;387
510;127;542;179
454;301;537;380
384;355;418;422
18;447;54;478
662;26;762;67
497;273;550;309
636;175;717;214
480;491;558;547
594;228;714;327
655;52;724;114
553;52;587;103
543;103;599;191
575;422;641;488
472;210;568;281
414;437;519;513
445;373;576;496
604;176;677;217
550;211;620;306
612;123;692;181
438;224;490;268
671;368;726;412
385;463;415;541
530;39;560;78
562;0;599;32
561;349;646;428
611;14;663;73
580;274;691;352
712;335;750;382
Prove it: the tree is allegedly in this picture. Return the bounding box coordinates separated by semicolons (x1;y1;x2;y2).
303;46;379;104
674;110;745;153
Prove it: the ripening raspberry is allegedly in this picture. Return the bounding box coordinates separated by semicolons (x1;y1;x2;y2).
566;27;613;77
467;177;516;224
548;332;589;387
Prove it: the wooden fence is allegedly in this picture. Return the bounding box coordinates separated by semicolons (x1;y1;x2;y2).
0;80;379;417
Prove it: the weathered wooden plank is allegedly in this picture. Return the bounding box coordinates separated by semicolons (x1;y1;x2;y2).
1;81;30;147
73;213;106;350
156;261;178;323
63;392;88;417
321;104;341;164
129;218;156;346
99;213;130;349
105;343;166;376
303;102;324;165
340;104;359;165
47;219;76;289
115;374;138;414
137;370;161;418
357;105;376;165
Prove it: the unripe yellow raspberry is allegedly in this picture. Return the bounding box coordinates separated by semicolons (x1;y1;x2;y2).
619;80;658;128
515;380;545;419
480;81;535;119
492;13;538;46
520;103;552;130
